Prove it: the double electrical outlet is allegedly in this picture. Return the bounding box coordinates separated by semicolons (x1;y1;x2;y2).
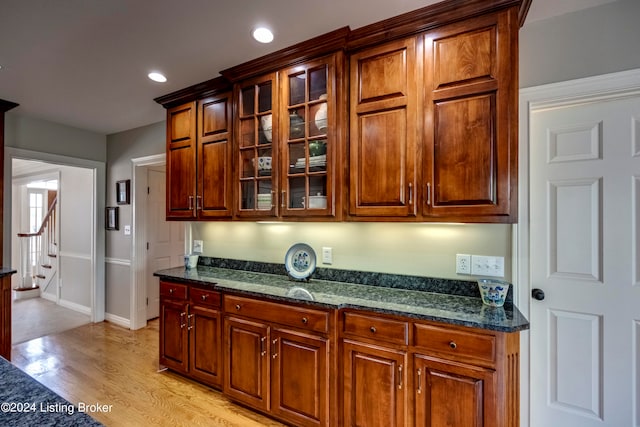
456;254;504;277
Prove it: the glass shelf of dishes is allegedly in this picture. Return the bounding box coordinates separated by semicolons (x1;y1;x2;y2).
236;61;331;215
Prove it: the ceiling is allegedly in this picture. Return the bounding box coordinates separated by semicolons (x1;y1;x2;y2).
0;0;619;135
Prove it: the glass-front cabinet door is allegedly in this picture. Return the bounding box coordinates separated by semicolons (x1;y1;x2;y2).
279;55;338;217
236;74;278;217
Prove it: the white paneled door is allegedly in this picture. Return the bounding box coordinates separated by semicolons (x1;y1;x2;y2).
146;167;184;320
529;87;640;426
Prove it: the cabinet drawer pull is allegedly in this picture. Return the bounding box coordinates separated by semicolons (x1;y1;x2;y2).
180;312;186;329
169;288;174;294
201;294;207;301
272;338;278;359
449;341;457;349
196;195;202;210
398;364;403;389
281;190;286;208
235;304;241;311
260;336;266;356
271;190;276;209
417;368;422;394
188;195;194;210
301;317;308;324
370;326;377;333
426;183;431;206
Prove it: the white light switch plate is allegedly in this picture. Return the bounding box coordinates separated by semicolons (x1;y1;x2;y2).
322;247;333;264
124;225;131;235
193;240;203;253
471;255;504;277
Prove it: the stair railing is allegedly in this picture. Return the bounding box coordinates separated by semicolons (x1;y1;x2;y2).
16;197;57;289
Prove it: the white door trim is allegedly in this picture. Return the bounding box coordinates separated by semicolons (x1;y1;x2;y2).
130;153;166;330
517;68;640;427
4;147;106;323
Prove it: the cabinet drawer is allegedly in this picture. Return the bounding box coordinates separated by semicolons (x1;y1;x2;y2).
191;287;221;307
413;323;496;364
224;295;329;334
160;281;188;300
343;312;408;345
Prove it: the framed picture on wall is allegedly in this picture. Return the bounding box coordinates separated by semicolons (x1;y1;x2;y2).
116;179;130;205
106;207;119;230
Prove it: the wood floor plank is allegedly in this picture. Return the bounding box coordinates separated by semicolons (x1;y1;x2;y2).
11;320;285;427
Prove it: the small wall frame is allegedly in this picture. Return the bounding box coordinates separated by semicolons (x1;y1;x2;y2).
106;207;119;230
116;179;130;205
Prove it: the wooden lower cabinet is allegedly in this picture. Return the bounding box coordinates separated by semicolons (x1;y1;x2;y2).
224;295;332;427
340;310;520;427
342;340;408;427
414;354;496;427
160;284;521;427
159;281;222;388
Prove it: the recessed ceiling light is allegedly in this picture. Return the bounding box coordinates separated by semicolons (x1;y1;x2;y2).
252;27;274;44
148;72;167;83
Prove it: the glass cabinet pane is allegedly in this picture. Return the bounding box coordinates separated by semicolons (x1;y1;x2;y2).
241;86;255;116
309;67;327;101
258;82;272;113
289;73;306;105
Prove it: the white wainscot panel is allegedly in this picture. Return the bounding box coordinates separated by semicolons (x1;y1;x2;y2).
548;309;603;420
548;178;602;281
547;121;602;163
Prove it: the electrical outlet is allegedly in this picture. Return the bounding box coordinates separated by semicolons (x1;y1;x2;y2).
193;240;204;253
456;254;471;274
322;247;333;264
471;255;505;277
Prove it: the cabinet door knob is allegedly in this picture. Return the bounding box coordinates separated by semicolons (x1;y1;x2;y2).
201;294;207;301
301;317;308;324
169;288;174;294
532;288;545;301
449;341;457;349
235;304;241;311
370;326;377;333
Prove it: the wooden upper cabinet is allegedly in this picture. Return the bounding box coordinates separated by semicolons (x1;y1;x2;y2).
349;37;418;217
422;9;518;222
166;102;197;219
198;93;233;218
234;73;278;218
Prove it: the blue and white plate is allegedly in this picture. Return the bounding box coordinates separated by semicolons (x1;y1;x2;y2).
285;243;316;281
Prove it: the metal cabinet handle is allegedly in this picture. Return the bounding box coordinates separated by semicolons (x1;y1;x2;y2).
180;312;186;329
260;336;266;356
196;195;202;210
188;196;194;210
370;326;377;333
235;304;241;311
201;294;207;301
449;341;457;350
272;338;279;359
271;190;276;209
281;190;286;208
187;314;194;330
169;288;174;294
417;368;422;394
426;183;431;206
301;317;308;324
398;364;403;389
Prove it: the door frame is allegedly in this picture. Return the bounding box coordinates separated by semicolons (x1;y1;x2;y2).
4;147;106;322
130;153;166;330
516;68;640;427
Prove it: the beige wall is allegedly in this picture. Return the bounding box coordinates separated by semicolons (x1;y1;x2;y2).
192;222;512;281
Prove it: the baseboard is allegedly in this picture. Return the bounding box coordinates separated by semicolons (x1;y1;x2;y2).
41;292;56;303
58;299;91;316
105;313;131;329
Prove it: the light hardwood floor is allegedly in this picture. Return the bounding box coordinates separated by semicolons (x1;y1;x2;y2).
11;320;285;427
12;297;91;344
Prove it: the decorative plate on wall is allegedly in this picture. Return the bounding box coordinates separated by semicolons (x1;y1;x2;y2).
285;243;316;281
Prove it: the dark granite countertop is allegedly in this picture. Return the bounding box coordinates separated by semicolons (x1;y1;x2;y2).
0;356;103;426
0;267;17;278
155;265;529;333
